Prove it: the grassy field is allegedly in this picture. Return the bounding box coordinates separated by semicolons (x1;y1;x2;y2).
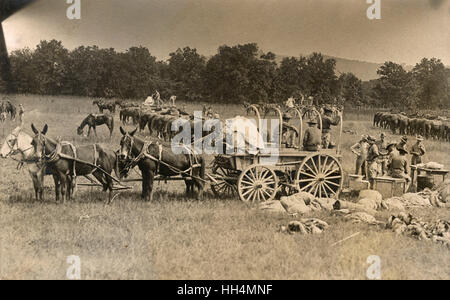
0;94;449;280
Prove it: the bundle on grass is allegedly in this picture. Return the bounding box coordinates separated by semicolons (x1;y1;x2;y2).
280;218;329;235
387;212;450;248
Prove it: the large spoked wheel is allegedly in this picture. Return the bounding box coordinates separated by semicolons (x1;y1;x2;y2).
210;166;239;198
238;165;278;203
296;154;343;198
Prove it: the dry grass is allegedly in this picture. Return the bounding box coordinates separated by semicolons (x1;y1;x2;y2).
0;94;449;280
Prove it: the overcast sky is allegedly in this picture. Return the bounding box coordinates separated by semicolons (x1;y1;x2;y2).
3;0;450;65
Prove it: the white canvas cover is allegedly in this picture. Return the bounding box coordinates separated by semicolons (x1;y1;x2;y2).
225;116;265;154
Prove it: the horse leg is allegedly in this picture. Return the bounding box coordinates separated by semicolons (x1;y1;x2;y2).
93;126;98;138
58;172;68;203
87;126;91;137
53;175;61;202
31;173;40;201
93;171;113;203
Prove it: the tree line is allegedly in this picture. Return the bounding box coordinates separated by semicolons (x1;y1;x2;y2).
2;39;449;109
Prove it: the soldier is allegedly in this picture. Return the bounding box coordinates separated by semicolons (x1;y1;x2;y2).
350;135;369;176
303;118;321;151
366;136;381;188
410;135;426;166
18;104;24;124
389;144;411;191
321;105;341;149
376;132;388;175
285;96;295;109
282;113;299;148
153;90;161;106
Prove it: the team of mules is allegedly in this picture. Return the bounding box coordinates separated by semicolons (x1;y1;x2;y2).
1;123;206;203
374;111;450;142
119;127;205;201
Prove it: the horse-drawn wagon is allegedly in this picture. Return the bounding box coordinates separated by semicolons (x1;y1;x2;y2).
209;104;344;203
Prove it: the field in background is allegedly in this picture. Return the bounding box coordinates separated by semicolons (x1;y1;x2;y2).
0;94;449;280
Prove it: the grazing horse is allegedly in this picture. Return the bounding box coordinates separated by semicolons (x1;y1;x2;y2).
119;127;205;201
93;99;116;114
31;124;119;203
77;114;114;138
0;127;47;200
1;100;16;120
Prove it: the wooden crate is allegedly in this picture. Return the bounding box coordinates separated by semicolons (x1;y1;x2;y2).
372;177;406;199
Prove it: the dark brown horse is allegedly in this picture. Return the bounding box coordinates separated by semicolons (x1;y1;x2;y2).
77;114;114;138
120;107;140;125
119;127;205;201
31;124;118;203
93;99;116;113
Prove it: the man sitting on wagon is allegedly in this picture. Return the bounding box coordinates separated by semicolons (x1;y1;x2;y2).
282;113;299;148
303;118;321;151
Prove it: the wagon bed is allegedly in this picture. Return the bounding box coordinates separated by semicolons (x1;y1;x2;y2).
209;105;344;203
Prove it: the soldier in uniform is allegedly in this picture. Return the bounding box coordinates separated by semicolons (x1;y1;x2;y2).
303;118;321;151
18;104;24;124
282;113;299;148
320;105;341;149
350;135;369;176
376;132;388;175
389;144;411;191
366;136;381;188
410;135;426;166
285;96;295;109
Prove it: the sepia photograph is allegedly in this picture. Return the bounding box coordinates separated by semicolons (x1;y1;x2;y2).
0;0;449;283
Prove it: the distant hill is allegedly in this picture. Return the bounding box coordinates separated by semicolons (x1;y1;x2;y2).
274;54;413;81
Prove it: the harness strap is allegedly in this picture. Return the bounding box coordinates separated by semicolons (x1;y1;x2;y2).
93;144;98;166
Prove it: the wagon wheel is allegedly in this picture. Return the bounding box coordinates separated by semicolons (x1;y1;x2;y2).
296;154;343;198
210;167;239;198
238;165;278;203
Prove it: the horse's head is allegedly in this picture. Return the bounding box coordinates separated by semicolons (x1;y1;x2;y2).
77;126;84;136
119;126;137;159
31;123;48;160
0;127;33;159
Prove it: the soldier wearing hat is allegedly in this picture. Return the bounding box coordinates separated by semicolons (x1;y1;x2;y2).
303;118;321;151
18;104;24;124
389;143;411;190
350;134;369;176
376;132;388;175
366;135;381;187
321;105;341;149
282;112;299;148
410;135;426;166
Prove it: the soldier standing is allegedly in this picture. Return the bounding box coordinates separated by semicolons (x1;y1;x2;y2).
321;105;341;149
18;104;24;124
410;135;425;165
366;136;381;188
350;135;369;176
376;132;388;175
